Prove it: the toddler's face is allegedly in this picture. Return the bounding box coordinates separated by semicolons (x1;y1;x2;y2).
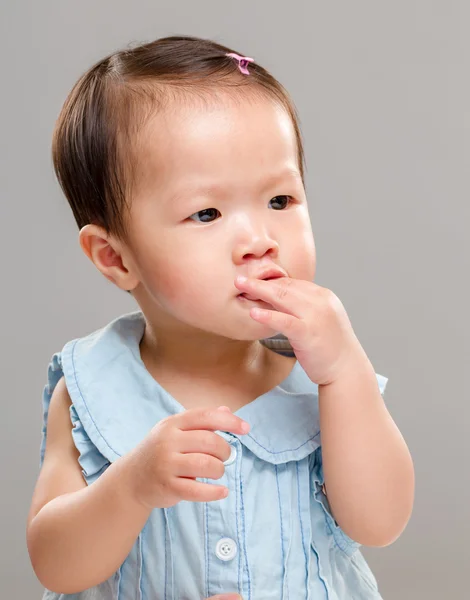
124;95;316;340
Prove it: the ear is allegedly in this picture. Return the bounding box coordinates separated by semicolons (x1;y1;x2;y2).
78;224;140;292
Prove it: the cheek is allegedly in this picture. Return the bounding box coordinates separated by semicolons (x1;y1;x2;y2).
288;215;316;279
142;250;223;314
303;226;316;263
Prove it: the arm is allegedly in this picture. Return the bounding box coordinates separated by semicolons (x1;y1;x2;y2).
318;345;415;547
27;377;248;594
26;377;152;594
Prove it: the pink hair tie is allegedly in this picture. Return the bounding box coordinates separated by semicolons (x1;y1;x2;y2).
226;52;255;75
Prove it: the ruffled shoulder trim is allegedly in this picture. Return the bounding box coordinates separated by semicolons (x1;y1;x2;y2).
40;352;110;484
40;352;63;468
70;404;110;483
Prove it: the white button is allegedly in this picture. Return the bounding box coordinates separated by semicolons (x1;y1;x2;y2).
223;445;237;466
215;537;237;561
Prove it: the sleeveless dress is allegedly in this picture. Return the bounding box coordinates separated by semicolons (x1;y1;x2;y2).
40;310;389;599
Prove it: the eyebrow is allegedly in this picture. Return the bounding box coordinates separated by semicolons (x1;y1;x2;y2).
168;168;302;204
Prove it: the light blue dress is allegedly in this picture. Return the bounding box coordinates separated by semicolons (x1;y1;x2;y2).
40;310;388;599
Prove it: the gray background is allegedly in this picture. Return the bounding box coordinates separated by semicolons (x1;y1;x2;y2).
1;1;467;598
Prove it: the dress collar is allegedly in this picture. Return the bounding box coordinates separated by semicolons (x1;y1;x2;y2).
60;311;382;466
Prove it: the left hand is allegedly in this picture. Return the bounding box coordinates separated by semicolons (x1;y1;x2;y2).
235;275;365;386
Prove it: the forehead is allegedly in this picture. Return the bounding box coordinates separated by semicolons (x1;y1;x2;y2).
134;95;300;199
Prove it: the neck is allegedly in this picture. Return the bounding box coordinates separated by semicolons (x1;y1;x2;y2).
139;319;267;382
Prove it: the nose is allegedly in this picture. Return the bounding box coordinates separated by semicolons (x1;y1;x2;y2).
230;207;281;263
233;230;280;262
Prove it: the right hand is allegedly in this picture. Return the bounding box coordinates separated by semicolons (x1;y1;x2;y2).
127;406;250;509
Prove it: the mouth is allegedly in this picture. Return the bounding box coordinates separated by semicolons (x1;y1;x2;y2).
237;275;283;304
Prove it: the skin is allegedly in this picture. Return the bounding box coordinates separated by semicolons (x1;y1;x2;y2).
27;93;317;595
79;94;316;394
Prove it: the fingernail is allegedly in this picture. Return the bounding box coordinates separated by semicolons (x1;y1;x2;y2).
241;421;250;434
236;275;248;284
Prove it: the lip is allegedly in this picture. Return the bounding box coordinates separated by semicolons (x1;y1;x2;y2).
254;266;288;281
236;265;287;303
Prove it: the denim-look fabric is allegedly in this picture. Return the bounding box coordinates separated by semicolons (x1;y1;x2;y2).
40;311;388;600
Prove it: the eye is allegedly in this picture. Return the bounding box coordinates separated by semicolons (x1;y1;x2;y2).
269;195;293;210
187;195;293;223
188;208;221;223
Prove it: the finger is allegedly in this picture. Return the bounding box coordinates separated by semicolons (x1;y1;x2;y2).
173;477;228;503
235;276;303;318
174;407;250;436
249;306;302;343
178;430;232;462
175;453;225;480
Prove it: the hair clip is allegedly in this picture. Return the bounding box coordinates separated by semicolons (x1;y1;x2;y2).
226;52;255;75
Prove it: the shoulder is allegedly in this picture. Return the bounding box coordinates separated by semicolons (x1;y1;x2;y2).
41;376;85;477
44;376;74;449
28;376;86;527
